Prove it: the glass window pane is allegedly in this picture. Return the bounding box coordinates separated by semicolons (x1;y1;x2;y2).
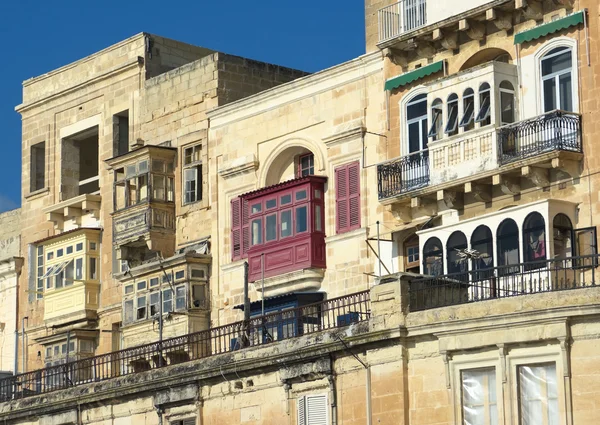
407;96;427;120
315;205;322;231
64;261;74;286
542;50;571;75
266;214;277;241
543;78;557;112
74;258;83;281
163;290;173;313
175;286;186;310
150;293;159;316
137;281;147;291
252;218;263;245
408;121;421;153
251;203;262;214
152;159;164;173
559;73;572;112
281;210;292;238
57;249;63;258
138;160;148;173
518;364;558;425
501;91;515;124
296;206;308;233
150;277;159;287
296;190;307;201
89;258;97;280
266;199;277;209
281;194;292;205
184;168;197;203
152;175;166;200
76;243;83;252
462;368;497;425
136;296;146;320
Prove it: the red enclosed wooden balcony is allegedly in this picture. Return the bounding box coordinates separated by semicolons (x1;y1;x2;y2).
240;176;327;282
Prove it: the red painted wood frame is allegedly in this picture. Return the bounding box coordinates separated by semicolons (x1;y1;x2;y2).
243;175;327;282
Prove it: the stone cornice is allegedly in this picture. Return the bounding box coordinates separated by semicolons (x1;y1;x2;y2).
322;119;366;147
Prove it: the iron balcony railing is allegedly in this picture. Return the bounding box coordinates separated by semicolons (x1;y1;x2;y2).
497;110;582;165
378;0;427;42
377;150;430;200
409;254;598;311
0;291;370;401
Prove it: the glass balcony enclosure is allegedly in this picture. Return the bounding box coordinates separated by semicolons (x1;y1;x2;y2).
35;228;102;324
242;176;327;282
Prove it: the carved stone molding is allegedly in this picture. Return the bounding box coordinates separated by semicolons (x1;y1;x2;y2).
465;182;492;203
382;47;408;68
486;8;513;31
219;154;259;179
460;19;486;41
437;190;463;210
390;204;412;223
493;174;520;195
522;166;549;188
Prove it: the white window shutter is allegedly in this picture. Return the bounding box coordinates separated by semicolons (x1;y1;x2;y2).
306;394;328;425
297;396;306;425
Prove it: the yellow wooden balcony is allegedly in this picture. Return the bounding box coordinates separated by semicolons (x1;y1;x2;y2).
43;281;100;324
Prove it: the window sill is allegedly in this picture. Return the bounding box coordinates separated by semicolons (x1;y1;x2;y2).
25;187;49;200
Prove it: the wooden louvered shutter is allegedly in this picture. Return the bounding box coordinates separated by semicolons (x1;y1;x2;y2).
181;418;196;425
348;162;361;231
197;164;203;201
336;162;360;234
306;394;328;425
231;198;242;260
241;197;249;257
297;396;306;425
335;165;348;234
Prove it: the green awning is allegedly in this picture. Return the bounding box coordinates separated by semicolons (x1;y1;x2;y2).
384;61;444;91
514;11;584;45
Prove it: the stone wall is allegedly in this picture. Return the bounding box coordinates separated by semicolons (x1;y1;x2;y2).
0;209;20;261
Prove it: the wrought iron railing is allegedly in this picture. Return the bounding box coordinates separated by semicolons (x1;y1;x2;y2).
0;291;370;401
497;110;582;165
378;0;427;42
377;150;430;200
409;254;598;311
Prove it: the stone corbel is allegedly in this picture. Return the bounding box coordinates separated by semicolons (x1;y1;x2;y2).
383;48;408;68
516;0;543;21
433;29;458;51
493;174;520;195
552;158;580;179
486;8;513;31
82;199;101;219
389;204;412;223
416;42;435;60
46;212;64;232
553;0;574;8
558;336;571;378
497;344;508;383
441;350;452;389
411;197;438;216
437;190;463;210
459;19;486;41
465;182;491;203
522;166;549;188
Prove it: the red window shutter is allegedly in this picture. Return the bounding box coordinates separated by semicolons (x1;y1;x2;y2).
348;162;361;230
231;198;242;260
336;162;360;234
241;197;249;257
335;165;348;233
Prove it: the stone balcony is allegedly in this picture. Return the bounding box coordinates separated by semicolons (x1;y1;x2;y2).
43;194;101;232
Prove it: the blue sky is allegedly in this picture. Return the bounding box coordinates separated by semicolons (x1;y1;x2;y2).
0;0;365;213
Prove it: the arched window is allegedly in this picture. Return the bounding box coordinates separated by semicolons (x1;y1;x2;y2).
428;98;443;141
497;219;520;275
553;214;572;261
471;225;494;278
541;46;573;112
459;88;475;131
423;237;443;276
445;93;459;137
476;83;492;126
499;81;515;125
406;94;428;154
523;212;546;270
447;231;468;275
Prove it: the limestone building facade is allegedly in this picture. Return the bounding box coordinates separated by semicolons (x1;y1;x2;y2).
1;0;600;424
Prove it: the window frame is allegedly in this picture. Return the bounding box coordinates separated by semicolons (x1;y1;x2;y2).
30;141;46;193
445;93;459;136
405;93;429;154
297;153;315;178
476;83;492;126
459;88;475;131
540;46;574;113
182;143;203;205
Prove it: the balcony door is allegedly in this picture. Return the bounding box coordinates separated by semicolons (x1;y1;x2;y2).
403;0;426;31
403;93;429;192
